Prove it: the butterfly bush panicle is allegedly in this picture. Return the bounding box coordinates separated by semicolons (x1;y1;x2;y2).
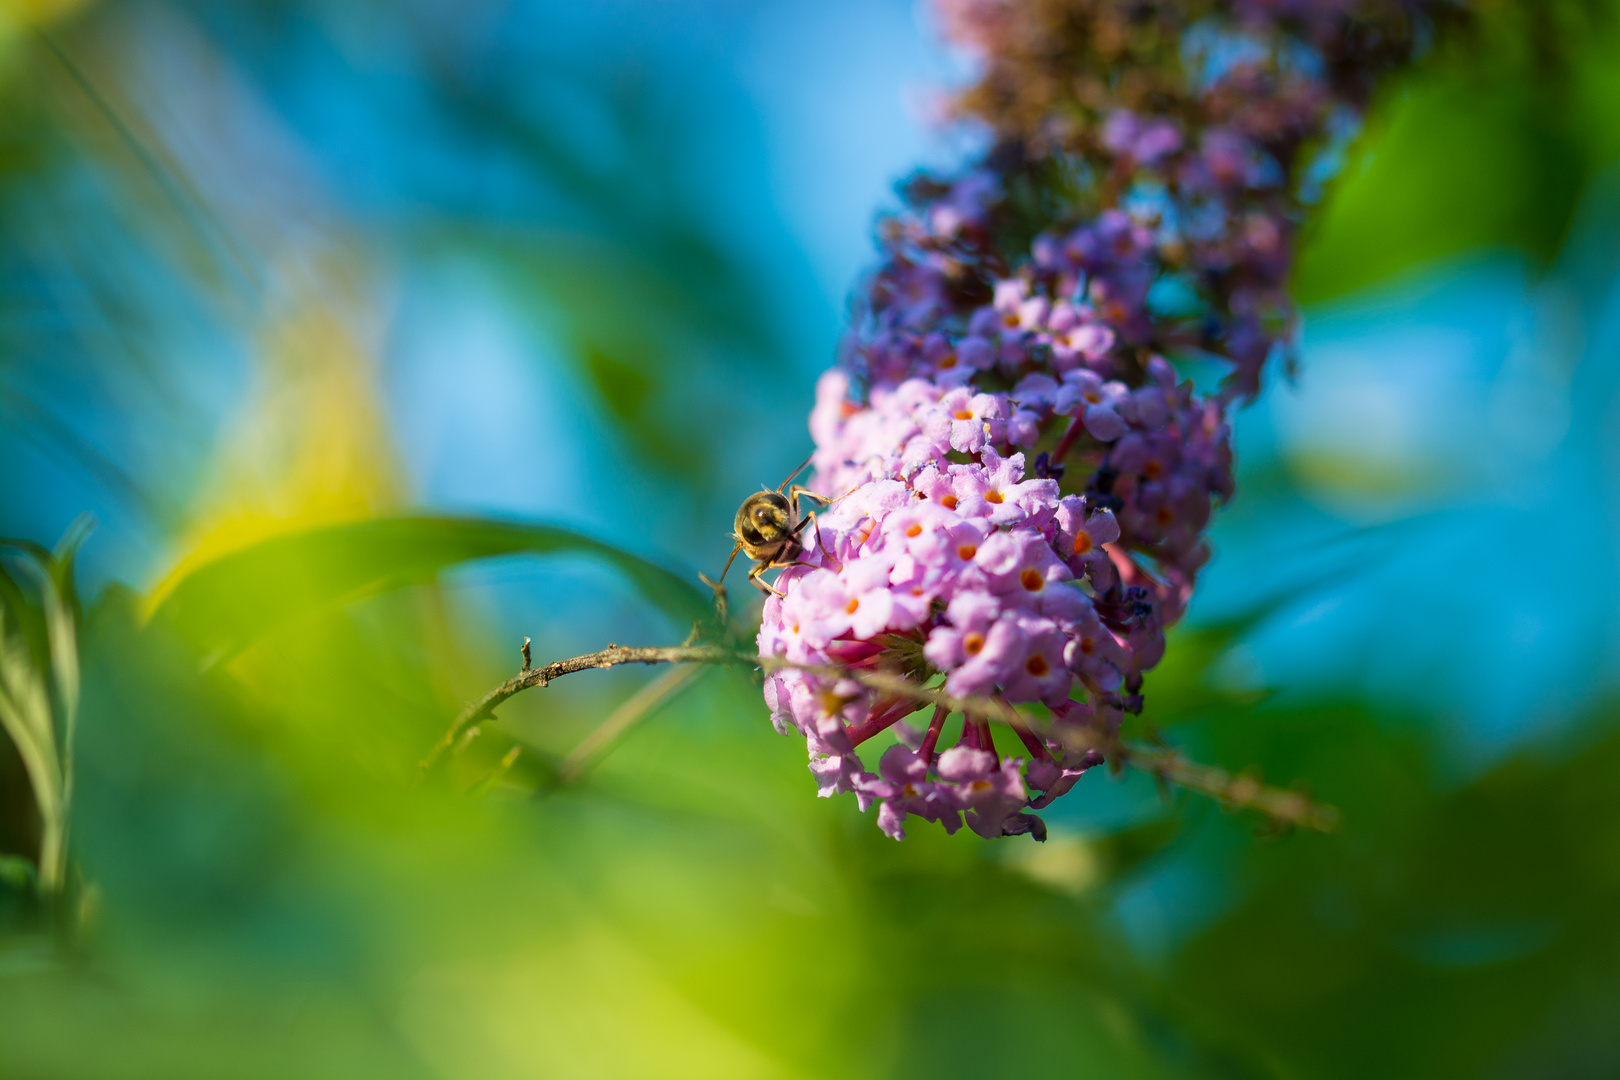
759;0;1470;840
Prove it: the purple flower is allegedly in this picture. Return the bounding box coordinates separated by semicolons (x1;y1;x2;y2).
973;530;1073;609
937;747;1029;838
1055;371;1132;442
884;504;989;600
998;616;1074;706
939;613;1027;697
1054;496;1120;561
954;449;1058;526
1103;110;1184;164
925;387;1006;454
805;716;880;810
1063;606;1130;693
1051;322;1115;370
923;588;1000;672
1011;372;1061;410
956;334;997;372
1027;747;1106;809
874;744;963;840
756;0;1439;837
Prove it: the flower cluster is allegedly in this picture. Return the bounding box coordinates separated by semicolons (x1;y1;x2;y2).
757;0;1468;839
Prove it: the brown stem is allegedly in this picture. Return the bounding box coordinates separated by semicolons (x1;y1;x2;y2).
425;641;1341;833
918;705;949;763
999;695;1054;762
1117;745;1341;834
418;643;734;777
972;714;997;764
844;696;913;748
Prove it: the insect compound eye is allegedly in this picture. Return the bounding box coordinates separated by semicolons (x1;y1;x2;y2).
738;491;791;544
752;507;783;537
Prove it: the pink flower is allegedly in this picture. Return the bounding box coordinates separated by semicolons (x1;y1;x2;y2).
873;745;963;840
1103;109;1184;164
1027;747;1105;809
923;588;1002;671
924;387;1007;454
1051;322;1116;370
953;449;1058;526
1054;496;1121;561
748;0;1423;839
790;560;898;644
998;616;1074;706
973;530;1073;609
940;614;1027;697
805;716;881;811
936;747;1029;838
1063;607;1130;693
883;504;989;600
1055;370;1132;442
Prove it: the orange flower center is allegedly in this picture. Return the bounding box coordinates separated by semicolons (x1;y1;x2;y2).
1155;506;1174;526
938;354;957;369
1073;533;1093;555
963;633;985;656
985;490;1004;504
970;779;993;792
1020;568;1044;591
1080;637;1095;655
1143;460;1164;480
957;544;978;561
845;598;860;614
954;409;974;421
906;524;923;537
940;495;959;510
1025;655;1050;677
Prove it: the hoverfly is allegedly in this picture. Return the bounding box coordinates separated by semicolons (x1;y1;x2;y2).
720;452;830;596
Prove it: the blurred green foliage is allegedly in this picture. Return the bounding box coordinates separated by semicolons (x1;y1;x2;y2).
2;1;1620;1078
1296;0;1620;301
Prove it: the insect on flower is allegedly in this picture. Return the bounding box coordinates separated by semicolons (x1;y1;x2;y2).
721;453;830;596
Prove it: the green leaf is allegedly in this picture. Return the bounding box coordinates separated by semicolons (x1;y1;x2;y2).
146;515;713;660
0;597;64;894
43;515;92;734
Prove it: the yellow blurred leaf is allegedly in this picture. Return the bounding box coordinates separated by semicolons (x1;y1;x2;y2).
148;282;403;615
0;0;93;33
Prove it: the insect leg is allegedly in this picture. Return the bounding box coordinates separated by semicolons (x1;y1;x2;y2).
792;510;825;558
717;540;743;584
786;484;830;509
747;561;788;598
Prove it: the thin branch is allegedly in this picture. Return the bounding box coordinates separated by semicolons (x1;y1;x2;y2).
424;640;1340;832
1115;745;1340;833
417;643;733;777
